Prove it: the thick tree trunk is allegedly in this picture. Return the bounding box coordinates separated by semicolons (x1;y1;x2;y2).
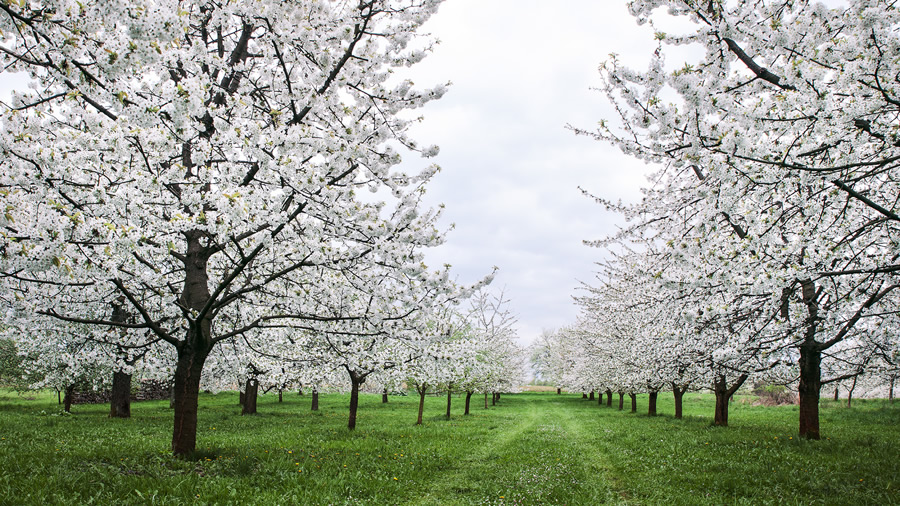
713;373;748;427
798;343;822;439
673;383;686;419
629;393;637;413
445;386;452;420
465;391;473;415
648;391;658;416
311;388;319;411
171;343;210;456
416;387;426;425
582;392;587;399
109;370;132;418
63;384;75;413
382;388;389;404
589;390;595;401
618;391;624;411
606;389;613;407
347;371;365;430
242;378;258;415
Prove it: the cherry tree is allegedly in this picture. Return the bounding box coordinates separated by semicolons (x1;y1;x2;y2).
576;0;900;439
0;0;457;455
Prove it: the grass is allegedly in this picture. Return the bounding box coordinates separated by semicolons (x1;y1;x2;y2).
0;389;897;505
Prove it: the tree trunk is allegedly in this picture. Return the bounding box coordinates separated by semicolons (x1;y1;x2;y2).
242;378;258;415
798;343;822;439
598;391;603;405
606;389;613;407
63;384;75;413
833;386;839;401
445;386;452;420
847;375;858;408
57;389;61;405
492;392;497;406
556;387;561;395
311;387;319;411
890;376;896;402
618;391;624;411
629;393;637;413
713;373;749;427
582;392;587;399
347;371;365;430
278;389;283;403
171;343;210;456
109;370;132;418
484;392;488;409
589;390;595;401
673;383;686;419
382;388;389;404
464;391;473;415
648;391;658;416
416;387;426;425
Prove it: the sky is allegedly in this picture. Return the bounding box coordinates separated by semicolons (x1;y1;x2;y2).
395;1;671;345
0;1;680;347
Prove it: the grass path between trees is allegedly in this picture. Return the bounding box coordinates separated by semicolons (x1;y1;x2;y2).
0;389;897;504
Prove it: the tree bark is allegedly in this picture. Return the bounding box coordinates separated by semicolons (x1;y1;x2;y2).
629;393;637;413
242;378;258;415
606;389;613;407
382;388;389;404
278;389;283;403
171;341;210;456
311;387;319;411
798;342;822;439
109;370;132;418
713;373;748;427
618;391;624;411
416;386;427;425
847;375;857;408
492;392;496;406
648;391;658;416
464;391;473;415
582;392;587;399
672;383;687;419
484;392;488;409
833;386;839;401
63;384;75;413
598;391;603;405
589;390;595;401
347;371;365;430
445;385;452;420
556;387;561;395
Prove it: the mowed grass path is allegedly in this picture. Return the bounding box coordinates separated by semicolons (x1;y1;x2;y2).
0;389;897;505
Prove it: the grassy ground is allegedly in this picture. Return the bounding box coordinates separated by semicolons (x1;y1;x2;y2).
0;389;897;505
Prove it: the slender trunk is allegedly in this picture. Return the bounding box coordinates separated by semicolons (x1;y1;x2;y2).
416;387;426;425
673;383;686;419
556;387;561;395
833;386;839;401
484;392;488;409
606;389;613;407
464;391;473;415
348;371;365;430
382;388;389;404
598;391;603;405
171;342;210;456
589;390;595;401
648;391;658;416
492;392;496;406
445;385;452;420
278;389;283;403
109;370;132;418
890;376;896;402
242;378;258;415
311;387;319;411
629;393;636;413
618;391;624;411
847;376;858;408
798;343;822;439
582;392;587;399
57;389;61;405
63;384;75;413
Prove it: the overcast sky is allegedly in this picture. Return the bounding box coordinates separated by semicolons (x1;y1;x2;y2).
398;1;671;345
0;1;677;347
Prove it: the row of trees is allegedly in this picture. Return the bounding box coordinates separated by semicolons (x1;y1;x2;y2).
0;0;522;456
540;0;899;437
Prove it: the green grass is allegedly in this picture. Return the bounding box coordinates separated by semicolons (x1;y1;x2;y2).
0;389;897;505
